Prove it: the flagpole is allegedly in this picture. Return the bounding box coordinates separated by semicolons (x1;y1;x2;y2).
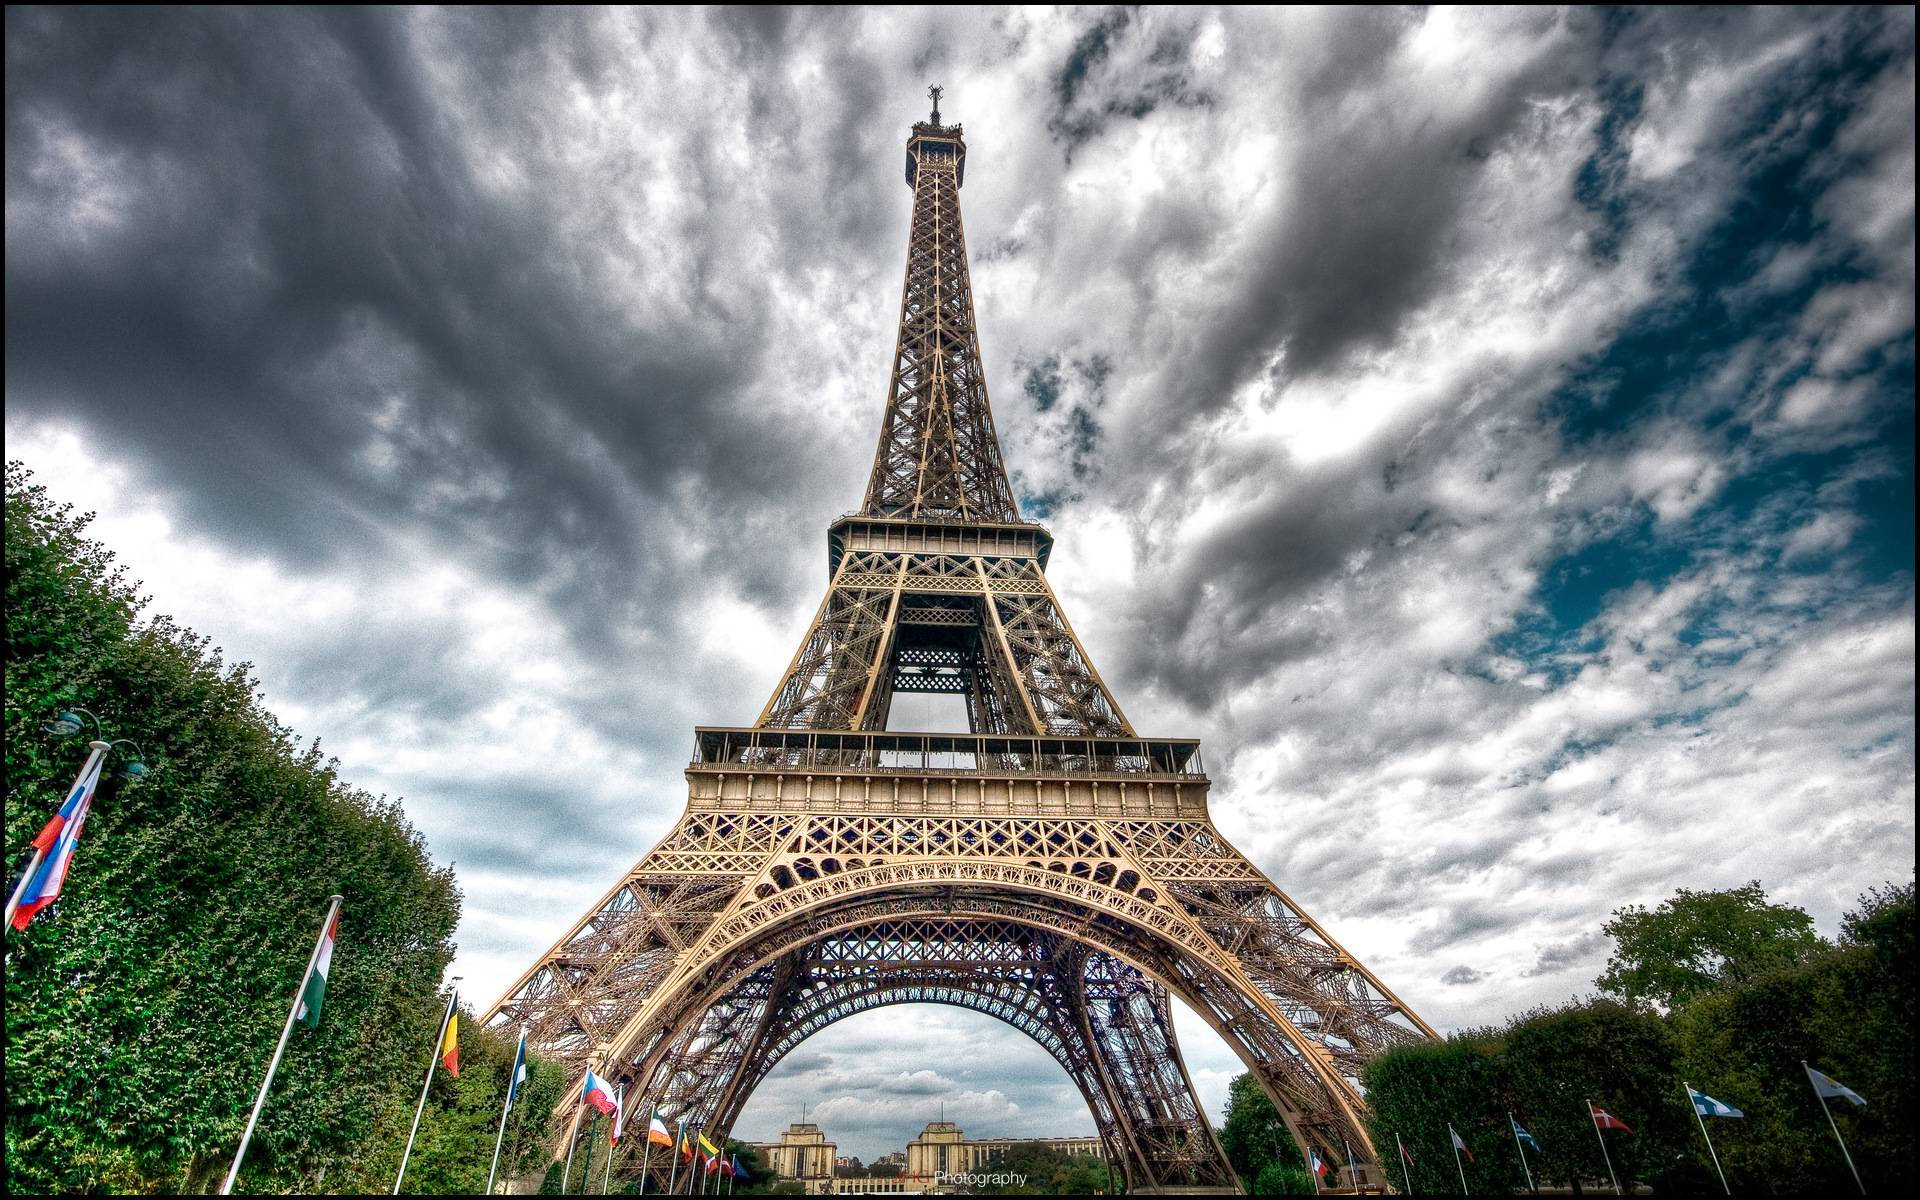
581;1111;603;1197
1586;1100;1621;1196
486;1028;527;1195
1684;1084;1730;1196
1396;1133;1414;1196
1508;1114;1535;1195
638;1105;658;1196
394;984;460;1194
219;894;343;1195
1803;1062;1865;1195
1344;1137;1358;1193
5;744;107;927
603;1086;622;1194
667;1120;685;1195
1448;1124;1468;1195
563;1105;584;1194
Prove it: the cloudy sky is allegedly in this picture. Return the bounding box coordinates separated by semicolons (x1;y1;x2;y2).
6;6;1913;1160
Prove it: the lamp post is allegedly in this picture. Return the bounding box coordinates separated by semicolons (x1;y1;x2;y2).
5;707;149;928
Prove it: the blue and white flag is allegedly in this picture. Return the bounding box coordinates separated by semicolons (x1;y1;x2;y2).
505;1028;529;1109
1511;1117;1541;1150
1689;1087;1743;1119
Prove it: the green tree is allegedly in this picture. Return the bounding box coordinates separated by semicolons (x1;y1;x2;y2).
1672;881;1914;1193
1218;1071;1287;1186
4;461;556;1192
971;1143;1111;1194
1252;1160;1315;1194
1597;881;1826;1009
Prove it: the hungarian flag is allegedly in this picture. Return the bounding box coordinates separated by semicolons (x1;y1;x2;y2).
648;1115;675;1147
1590;1104;1632;1133
294;909;340;1027
1806;1066;1867;1107
10;756;103;930
582;1069;617;1116
440;1009;460;1076
1450;1127;1474;1162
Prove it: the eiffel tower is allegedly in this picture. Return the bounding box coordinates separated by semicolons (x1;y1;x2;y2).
485;89;1433;1193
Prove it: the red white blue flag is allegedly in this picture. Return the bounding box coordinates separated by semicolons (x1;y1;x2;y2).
10;755;104;929
581;1069;617;1115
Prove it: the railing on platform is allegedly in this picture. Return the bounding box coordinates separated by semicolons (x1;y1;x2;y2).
689;727;1204;779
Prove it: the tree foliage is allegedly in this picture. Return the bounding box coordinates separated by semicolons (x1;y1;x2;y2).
1361;882;1913;1195
3;462;560;1191
1597;880;1826;1009
971;1143;1113;1194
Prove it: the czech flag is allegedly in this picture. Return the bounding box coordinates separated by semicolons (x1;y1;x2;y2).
648;1115;675;1148
1590;1104;1632;1133
582;1069;617;1115
9;756;102;930
440;1009;461;1077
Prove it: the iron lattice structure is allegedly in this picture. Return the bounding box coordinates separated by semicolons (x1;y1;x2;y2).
487;96;1433;1194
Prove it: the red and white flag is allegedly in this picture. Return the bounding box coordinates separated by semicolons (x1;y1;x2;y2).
1590;1104;1633;1133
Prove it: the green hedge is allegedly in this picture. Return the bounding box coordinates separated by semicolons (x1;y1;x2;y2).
1360;887;1913;1194
4;461;561;1192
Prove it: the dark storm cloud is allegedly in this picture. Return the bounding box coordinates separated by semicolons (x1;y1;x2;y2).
5;6;876;643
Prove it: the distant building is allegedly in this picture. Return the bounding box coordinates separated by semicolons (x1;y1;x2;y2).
755;1122;838;1194
904;1121;1104;1179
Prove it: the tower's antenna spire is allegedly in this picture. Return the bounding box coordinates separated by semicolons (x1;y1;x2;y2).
928;84;943;124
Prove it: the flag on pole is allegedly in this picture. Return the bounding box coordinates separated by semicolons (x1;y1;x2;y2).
9;758;102;930
1399;1139;1416;1165
610;1086;626;1142
439;1009;461;1077
1688;1087;1744;1119
1309;1151;1329;1178
1511;1117;1541;1150
581;1069;617;1115
698;1133;720;1158
1590;1104;1633;1133
1806;1067;1867;1107
1450;1128;1474;1161
506;1029;529;1107
294;908;341;1027
731;1155;744;1179
30;756;101;856
649;1115;675;1147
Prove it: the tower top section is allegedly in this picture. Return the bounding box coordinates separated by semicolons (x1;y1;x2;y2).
906;82;966;188
865;90;1014;523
